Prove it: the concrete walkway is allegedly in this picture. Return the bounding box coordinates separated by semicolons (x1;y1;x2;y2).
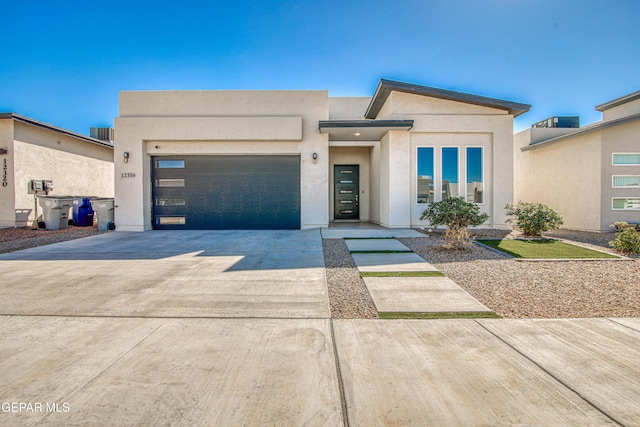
1;231;639;426
346;237;491;314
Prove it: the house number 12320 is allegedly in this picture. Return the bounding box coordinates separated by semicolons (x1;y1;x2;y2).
2;159;7;187
121;172;136;178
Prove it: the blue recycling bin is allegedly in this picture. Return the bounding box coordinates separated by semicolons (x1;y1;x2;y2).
72;197;95;227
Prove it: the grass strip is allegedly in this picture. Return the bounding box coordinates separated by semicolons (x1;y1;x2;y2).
477;239;619;259
379;311;502;319
343;237;396;240
360;271;444;277
349;250;413;254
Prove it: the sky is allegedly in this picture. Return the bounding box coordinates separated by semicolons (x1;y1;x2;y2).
1;0;639;135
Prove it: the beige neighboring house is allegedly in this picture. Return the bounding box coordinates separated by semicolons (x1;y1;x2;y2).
514;90;640;232
0;113;114;228
114;79;530;231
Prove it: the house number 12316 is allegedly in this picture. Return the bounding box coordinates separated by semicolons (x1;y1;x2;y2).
121;172;136;178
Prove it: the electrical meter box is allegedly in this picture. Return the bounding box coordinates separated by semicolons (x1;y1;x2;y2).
28;179;53;194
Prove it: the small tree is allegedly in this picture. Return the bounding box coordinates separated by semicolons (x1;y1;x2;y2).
505;201;563;237
420;197;489;249
609;222;640;254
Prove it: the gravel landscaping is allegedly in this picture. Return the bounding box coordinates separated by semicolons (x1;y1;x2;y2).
399;229;640;318
0;226;104;254
322;239;379;319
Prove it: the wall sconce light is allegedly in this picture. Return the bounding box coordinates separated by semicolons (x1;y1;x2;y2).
123;152;130;163
312;152;318;164
0;148;7;155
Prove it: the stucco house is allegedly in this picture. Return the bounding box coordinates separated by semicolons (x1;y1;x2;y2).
0;113;114;228
514;90;640;232
114;79;530;231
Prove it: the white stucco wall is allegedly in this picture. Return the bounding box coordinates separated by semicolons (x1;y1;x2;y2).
600;97;640;122
115;90;329;231
12;123;114;225
516;132;602;231
377;92;514;229
601;120;640;229
328;97;371;120
0;119;15;228
0;120;113;228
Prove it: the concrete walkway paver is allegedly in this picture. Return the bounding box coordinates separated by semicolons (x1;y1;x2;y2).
333;319;618;426
321;228;425;239
344;238;411;252
479;318;640;426
363;276;491;312
351;252;439;273
0;316;344;426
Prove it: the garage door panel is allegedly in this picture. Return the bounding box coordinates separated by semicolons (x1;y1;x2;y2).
152;156;300;230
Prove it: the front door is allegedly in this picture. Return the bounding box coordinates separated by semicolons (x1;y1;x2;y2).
334;165;359;220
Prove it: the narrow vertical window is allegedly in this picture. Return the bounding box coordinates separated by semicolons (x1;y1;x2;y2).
441;147;459;199
417;147;434;203
466;147;484;203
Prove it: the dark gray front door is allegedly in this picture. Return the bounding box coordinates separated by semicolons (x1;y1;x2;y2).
152;155;300;230
334;165;359;220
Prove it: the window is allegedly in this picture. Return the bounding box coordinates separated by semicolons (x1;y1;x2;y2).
156;178;185;187
417;147;435;203
441;147;459;199
156;160;185;168
466;147;483;203
155;197;186;206
612;198;640;210
613;153;640;165
156;216;186;225
613;176;640;188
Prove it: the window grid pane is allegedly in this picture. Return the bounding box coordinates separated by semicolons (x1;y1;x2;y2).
613;154;640;165
157;160;185;168
613;198;640;210
417;148;434;204
466;147;483;203
441;147;459;200
613;176;640;187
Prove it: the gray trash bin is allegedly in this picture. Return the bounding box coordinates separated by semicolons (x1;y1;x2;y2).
91;198;115;231
38;196;74;230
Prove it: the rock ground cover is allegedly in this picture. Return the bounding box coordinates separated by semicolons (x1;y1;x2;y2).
0;226;104;254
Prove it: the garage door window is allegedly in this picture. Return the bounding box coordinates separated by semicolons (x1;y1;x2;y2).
156;178;185;187
156;197;186;206
157;160;185;168
156;216;186;225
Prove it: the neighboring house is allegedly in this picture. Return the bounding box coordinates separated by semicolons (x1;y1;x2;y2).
514;90;640;232
0;113;114;228
114;79;530;231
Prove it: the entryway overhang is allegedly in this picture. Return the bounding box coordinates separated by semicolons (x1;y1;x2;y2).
319;120;413;141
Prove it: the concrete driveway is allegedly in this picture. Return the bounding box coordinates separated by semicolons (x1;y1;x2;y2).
1;230;640;425
0;230;329;318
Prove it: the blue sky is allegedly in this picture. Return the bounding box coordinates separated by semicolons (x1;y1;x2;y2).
1;0;638;135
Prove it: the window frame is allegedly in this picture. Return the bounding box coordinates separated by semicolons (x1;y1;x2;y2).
464;146;485;205
612;153;640;166
415;146;436;205
612;198;640;210
612;175;640;188
440;146;461;200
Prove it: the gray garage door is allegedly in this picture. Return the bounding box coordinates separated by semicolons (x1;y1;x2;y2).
152;155;301;230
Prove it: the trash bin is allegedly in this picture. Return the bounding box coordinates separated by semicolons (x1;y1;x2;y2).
37;196;74;230
72;197;95;227
91;198;115;231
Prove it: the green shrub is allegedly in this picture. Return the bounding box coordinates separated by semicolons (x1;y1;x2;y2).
609;223;640;254
420;197;489;248
505;201;563;236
